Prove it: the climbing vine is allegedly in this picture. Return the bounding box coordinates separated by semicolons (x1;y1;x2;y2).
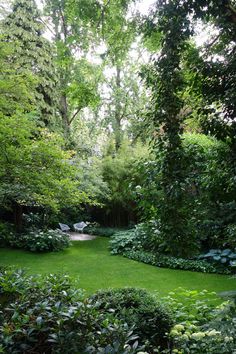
144;1;193;256
144;0;236;257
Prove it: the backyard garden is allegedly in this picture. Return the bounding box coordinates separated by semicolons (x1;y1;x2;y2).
0;0;236;353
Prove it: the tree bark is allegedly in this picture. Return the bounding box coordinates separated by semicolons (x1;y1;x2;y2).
13;202;23;233
60;94;70;136
114;66;122;151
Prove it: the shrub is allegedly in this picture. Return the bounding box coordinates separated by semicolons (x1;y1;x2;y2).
0;269;139;353
110;223;154;254
85;226;126;237
22;212;43;229
163;289;236;354
110;228;139;254
0;222;15;247
121;250;231;274
7;229;71;252
224;224;236;249
89;287;173;352
199;248;236;270
110;227;232;274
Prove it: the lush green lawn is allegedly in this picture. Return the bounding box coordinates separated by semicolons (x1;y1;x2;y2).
0;238;235;296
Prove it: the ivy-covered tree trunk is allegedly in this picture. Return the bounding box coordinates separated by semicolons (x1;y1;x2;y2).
146;1;195;257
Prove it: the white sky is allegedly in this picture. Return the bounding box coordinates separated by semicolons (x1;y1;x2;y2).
135;0;156;14
36;0;156;14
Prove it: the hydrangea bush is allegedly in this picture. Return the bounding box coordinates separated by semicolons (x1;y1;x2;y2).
161;289;236;354
25;229;71;251
7;229;71;252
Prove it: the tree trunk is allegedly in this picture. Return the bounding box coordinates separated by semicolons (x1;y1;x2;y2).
114;66;122;151
13;202;23;233
60;94;70;136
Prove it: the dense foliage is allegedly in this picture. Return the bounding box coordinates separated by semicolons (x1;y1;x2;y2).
127;134;236;258
0;0;235;258
110;227;231;274
143;0;236;256
0;114;89;231
89;287;173;352
163;288;236;354
1;269;235;353
0;269;174;353
0;0;236;351
1;0;58;127
92;140;150;227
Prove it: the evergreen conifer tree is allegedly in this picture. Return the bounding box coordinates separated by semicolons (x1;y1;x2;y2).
1;0;58;127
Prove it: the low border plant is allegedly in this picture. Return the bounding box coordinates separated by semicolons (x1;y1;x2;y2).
199;248;236;270
121;250;230;274
110;227;234;274
85;226;129;237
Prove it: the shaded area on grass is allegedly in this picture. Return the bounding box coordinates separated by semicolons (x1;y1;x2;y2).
0;238;235;295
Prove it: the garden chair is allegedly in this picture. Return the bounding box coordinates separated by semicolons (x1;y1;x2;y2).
58;223;70;232
73;221;87;233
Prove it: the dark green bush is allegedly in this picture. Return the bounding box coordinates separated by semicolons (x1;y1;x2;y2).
0;222;15;247
0;269;139;354
134;133;234;255
89;287;173;352
223;224;236;249
121;250;231;274
110;226;232;274
7;229;71;252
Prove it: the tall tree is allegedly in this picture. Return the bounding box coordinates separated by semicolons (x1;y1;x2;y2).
144;1;192;256
98;0;138;150
44;0;101;137
1;0;58;127
100;55;148;150
144;0;236;256
0;40;36;116
0;114;89;231
0;40;88;231
44;0;139;145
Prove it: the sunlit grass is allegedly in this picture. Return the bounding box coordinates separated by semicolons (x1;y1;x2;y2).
0;237;235;296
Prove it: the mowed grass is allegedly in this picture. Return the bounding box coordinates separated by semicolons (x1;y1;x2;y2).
0;237;235;296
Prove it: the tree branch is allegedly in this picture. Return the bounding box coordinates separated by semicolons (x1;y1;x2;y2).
226;1;236;23
97;0;112;30
69;107;82;125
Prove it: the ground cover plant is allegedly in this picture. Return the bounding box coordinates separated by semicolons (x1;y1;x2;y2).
84;226;126;237
110;226;235;274
0;238;235;296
